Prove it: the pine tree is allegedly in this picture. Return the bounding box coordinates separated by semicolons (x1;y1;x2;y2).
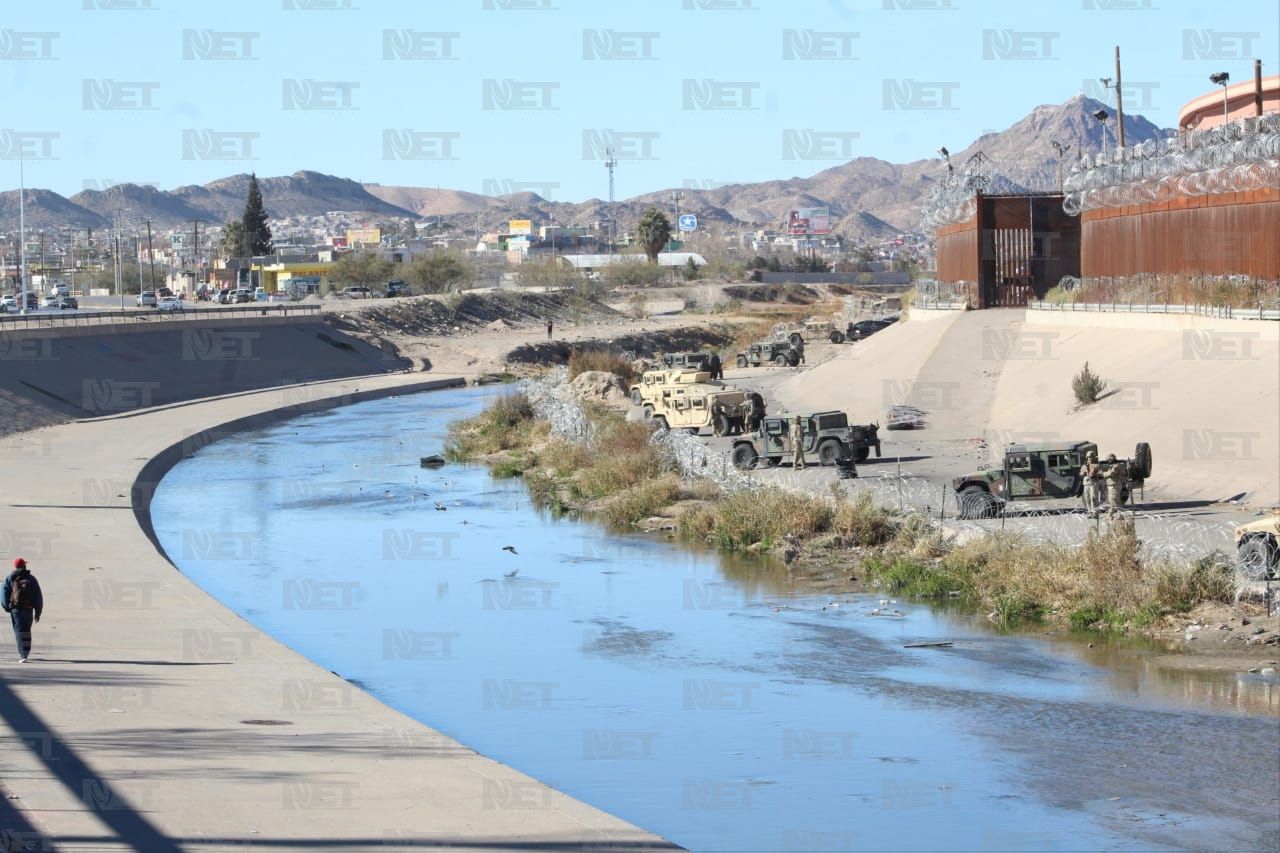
241;173;274;256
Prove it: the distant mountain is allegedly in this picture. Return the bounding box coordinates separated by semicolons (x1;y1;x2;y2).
0;97;1170;238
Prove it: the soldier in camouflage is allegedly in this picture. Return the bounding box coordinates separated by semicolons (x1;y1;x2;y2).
792;415;807;470
1080;449;1102;517
1102;453;1128;515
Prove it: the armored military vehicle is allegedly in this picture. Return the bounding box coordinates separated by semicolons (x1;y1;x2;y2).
629;368;709;407
730;411;881;469
645;382;754;435
952;440;1152;519
660;351;715;372
735;340;801;368
1235;514;1279;580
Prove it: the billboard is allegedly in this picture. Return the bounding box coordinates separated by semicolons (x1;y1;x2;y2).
346;228;382;246
508;219;533;236
787;207;831;236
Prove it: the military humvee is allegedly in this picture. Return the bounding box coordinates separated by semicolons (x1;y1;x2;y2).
730;411;881;469
645;382;752;435
952;440;1152;519
660;351;715;372
629;368;708;408
1235;514;1279;580
736;340;801;368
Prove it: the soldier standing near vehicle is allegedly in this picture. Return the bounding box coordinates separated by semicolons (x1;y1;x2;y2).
711;401;725;436
708;352;722;381
1080;449;1103;517
1102;453;1128;515
793;338;805;365
792;415;806;470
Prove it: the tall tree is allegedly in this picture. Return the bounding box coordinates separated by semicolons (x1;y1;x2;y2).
636;208;672;264
241;173;273;256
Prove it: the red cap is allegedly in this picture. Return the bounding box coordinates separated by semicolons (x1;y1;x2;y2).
13;557;26;569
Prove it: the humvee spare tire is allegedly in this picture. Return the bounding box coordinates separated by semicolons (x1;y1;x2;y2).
788;332;804;348
1132;442;1152;479
630;388;642;406
736;354;748;368
829;331;845;344
958;485;998;520
731;443;758;470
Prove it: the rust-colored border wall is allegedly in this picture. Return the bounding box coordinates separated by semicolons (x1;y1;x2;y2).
1081;187;1280;279
936;217;979;286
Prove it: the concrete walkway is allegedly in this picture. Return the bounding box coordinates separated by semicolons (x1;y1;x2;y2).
0;373;679;852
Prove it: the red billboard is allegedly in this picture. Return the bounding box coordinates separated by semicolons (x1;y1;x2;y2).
787;207;831;235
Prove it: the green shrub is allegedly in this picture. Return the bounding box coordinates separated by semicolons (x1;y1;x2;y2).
1072;362;1106;405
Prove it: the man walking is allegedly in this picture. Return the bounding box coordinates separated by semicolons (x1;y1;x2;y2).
792;415;807;470
1080;449;1102;517
3;557;43;663
546;319;553;340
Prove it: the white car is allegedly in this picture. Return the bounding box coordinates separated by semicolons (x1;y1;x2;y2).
136;290;158;307
1;295;17;310
157;296;184;312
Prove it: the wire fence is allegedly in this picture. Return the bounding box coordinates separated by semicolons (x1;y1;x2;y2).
0;303;322;330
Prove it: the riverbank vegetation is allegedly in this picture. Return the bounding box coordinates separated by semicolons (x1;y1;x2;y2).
446;392;1236;633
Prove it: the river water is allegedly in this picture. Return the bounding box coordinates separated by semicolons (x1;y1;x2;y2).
151;387;1279;853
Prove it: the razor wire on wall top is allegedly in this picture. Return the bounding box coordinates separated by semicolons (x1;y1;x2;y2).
1061;113;1280;215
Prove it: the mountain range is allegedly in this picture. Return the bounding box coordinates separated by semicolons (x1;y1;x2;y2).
0;96;1167;242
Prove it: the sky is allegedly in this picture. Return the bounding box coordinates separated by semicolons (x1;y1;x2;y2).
2;0;1276;202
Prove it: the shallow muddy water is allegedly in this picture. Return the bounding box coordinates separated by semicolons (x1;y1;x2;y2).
151;387;1279;853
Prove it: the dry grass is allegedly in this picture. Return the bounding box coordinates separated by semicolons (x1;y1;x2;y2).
600;474;684;528
567;348;637;385
445;392;538;460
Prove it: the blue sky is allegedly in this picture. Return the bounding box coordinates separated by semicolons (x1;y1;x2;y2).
2;0;1275;201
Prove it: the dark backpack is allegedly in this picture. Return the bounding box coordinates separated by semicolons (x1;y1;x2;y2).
10;573;37;609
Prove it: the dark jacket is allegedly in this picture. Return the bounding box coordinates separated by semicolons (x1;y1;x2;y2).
3;569;43;619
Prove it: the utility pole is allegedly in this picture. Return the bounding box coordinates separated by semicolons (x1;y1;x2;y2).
1114;46;1126;149
145;219;156;290
605;147;617;203
18;147;27;314
136;236;144;295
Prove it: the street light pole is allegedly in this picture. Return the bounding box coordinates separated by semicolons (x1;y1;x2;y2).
18;149;27;314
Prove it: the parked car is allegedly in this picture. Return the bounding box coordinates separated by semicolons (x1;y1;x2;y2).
136;290;158;307
731;411;880;469
660;351;715;372
157;296;184;312
59;296;79;309
736;340;801;368
0;295;16;310
47;283;69;298
339;286;373;299
231;288;254;303
385;280;408;297
846;319;893;341
41;294;61;309
157;287;174;298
